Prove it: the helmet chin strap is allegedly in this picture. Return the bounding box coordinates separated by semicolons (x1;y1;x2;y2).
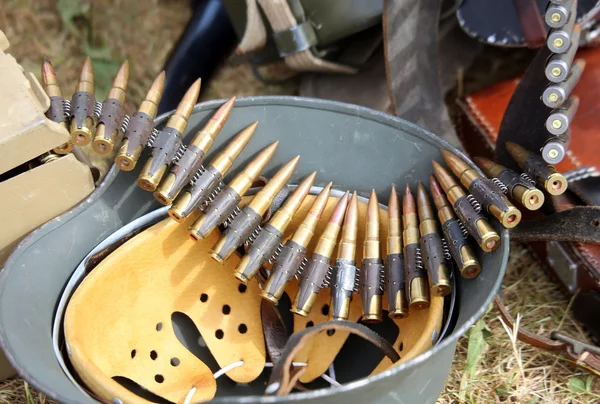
183;360;340;404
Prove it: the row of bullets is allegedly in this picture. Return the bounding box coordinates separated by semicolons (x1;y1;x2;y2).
41;56;249;205
541;0;583;164
40;55;570;323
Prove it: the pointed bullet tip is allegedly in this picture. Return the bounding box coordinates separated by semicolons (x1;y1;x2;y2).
405;183;412;194
42;57;51;65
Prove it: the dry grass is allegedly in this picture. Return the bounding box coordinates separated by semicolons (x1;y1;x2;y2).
0;1;599;403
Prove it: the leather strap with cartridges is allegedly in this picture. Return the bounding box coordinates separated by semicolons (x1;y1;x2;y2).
456;38;600;375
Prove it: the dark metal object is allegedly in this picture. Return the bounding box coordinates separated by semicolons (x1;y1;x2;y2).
262;240;306;304
385;252;407;317
331;258;359;320
70;91;96;129
122;112;154;155
158;0;237;115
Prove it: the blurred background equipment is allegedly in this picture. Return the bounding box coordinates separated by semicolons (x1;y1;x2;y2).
0;30;95;380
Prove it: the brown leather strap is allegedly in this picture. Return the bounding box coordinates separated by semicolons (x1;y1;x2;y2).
383;0;462;147
265;320;400;396
494;294;600;375
261;300;288;364
512;0;546;48
510;206;600;244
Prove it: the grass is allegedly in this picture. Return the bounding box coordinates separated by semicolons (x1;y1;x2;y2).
0;1;599;403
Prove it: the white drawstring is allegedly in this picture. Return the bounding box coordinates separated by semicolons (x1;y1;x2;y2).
213;360;245;379
184;359;338;403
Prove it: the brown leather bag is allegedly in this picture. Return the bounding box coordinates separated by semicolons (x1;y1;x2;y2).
455;45;600;375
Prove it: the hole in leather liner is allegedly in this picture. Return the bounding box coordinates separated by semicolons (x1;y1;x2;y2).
399;342;404;352
150;351;158;360
112;376;172;404
170;358;180;367
171;312;221;373
306;321;314;328
215;329;224;339
154;374;164;383
222;305;231;315
238;324;248;334
200;293;208;302
131;350;136;359
321;304;330;316
238;284;247;293
327;329;335;336
156;323;162;331
593;219;600;227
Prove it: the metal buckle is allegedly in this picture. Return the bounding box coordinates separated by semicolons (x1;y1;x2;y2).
551;331;600;356
545;241;578;294
272;21;318;57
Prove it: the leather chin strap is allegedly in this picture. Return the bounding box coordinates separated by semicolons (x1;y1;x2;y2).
510;206;600;244
494;294;600;376
264;320;400;396
497;181;600;375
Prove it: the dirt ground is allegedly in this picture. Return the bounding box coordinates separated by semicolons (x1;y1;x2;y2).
0;1;599;403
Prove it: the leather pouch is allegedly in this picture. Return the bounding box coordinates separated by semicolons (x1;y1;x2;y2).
455;46;600;373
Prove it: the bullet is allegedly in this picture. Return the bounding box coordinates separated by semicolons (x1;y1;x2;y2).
403;184;430;309
330;191;359;320
416;182;452;296
505;142;568;196
542;134;569;165
169;122;257;222
430;175;480;279
546;0;576;53
441;150;521;228
432;161;500;252
154;97;236;205
115;71;166;171
291;191;349;317
545;25;580;83
261;183;332;304
70;57;96;146
41;58;73;154
545;3;570;29
211;155;300;263
92;61;129;155
137;78;201;192
474;157;545;211
545;96;578;136
542;59;584;108
385;186;408;317
233;171;316;283
358;190;385;322
188;141;278;240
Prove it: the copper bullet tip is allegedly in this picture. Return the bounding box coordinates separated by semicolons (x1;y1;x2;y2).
211;96;236;126
403;184;416;215
113;60;129;87
367;189;379;218
440;150;469;176
80;56;94;82
329;191;350;226
388;187;399;220
416;181;428;209
429;175;443;199
342;191;359;236
174;78;201;116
